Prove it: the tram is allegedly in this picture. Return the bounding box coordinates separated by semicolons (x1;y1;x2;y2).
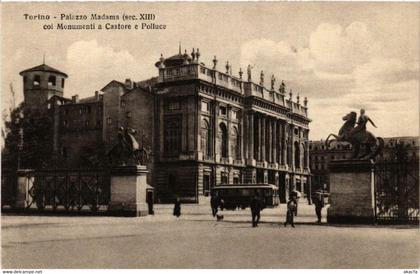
211;184;280;210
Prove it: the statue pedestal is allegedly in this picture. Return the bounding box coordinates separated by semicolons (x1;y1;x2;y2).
108;165;152;217
327;160;375;224
15;169;34;209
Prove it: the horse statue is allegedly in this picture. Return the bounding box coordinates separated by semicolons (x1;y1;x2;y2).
107;126;149;166
325;111;384;160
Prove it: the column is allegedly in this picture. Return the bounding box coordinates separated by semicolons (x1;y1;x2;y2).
257;115;262;161
261;116;266;162
273;120;277;164
249;113;254;161
282;122;287;166
268;118;273;163
290;125;295;169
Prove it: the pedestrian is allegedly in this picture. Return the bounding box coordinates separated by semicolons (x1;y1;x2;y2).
313;191;325;223
210;193;219;217
250;192;262;227
284;195;297;228
173;197;181;218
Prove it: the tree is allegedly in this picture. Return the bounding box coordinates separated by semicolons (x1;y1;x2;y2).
2;104;55;170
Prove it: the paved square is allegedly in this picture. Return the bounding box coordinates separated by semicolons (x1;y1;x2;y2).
2;204;418;268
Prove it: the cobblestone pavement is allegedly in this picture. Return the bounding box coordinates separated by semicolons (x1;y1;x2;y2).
1;204;418;269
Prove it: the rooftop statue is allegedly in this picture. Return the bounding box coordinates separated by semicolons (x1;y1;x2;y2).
325;109;384;160
108;126;149;166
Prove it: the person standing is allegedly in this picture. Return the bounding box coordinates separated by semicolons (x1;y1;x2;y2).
173;197;181;218
210;193;219;218
313;191;325;223
284;196;297;228
250;193;262;227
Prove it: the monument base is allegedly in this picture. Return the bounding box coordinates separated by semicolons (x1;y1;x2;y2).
327;159;375;224
15;169;34;209
108;165;151;217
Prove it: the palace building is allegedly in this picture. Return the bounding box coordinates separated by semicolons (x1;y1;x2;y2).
19;47;312;203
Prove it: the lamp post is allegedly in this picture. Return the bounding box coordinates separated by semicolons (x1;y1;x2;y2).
16;110;24;170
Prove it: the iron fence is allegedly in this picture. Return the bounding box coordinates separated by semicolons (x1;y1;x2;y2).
27;169;111;213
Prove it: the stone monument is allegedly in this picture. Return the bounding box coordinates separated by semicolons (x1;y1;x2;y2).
107;127;153;217
325;110;383;224
327;160;375;223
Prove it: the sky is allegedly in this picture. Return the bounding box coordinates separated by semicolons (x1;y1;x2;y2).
1;2;419;140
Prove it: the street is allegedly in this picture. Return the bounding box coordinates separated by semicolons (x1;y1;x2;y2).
1;204;418;269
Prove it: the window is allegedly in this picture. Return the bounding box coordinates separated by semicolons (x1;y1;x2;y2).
233;177;239;184
126;111;132;118
85;120;89;127
294;141;300;168
231;126;240;160
33;75;41;86
168;101;180;111
107;117;112;125
63;120;68;127
48;75;56;86
121;100;126;108
79;108;83;115
61;78;65;88
201;120;211;157
231;110;238;120
61;147;68;159
219;106;227;116
164;116;182;156
219;123;228;158
201;101;209;112
221;173;228;184
87;106;91;114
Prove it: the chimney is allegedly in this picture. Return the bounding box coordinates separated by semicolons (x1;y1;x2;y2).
125;78;133;90
72;95;79;103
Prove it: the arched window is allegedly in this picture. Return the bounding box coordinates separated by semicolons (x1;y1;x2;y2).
48;75;56;86
231;126;240;160
201;119;211;157
219;123;228;158
33;75;41;86
294;141;300;168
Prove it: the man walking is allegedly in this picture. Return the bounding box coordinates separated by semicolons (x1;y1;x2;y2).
210;193;219;218
284;195;297;228
313;191;325;223
250;192;262;227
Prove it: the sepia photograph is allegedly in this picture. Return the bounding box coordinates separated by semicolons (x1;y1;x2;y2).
1;1;419;271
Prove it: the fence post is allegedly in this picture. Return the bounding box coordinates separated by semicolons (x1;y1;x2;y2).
15;169;34;209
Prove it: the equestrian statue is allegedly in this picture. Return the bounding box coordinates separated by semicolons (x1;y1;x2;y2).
325;109;384;160
107;126;149;166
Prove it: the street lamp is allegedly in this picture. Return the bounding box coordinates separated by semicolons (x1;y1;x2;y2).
16;110;24;170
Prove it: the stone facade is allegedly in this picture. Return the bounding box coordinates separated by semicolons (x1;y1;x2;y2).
19;47;312;203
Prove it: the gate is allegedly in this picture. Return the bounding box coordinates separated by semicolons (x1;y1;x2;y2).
374;146;419;224
27;169;111;213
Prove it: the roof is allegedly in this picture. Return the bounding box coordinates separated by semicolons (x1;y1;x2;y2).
79;96;101;103
47;95;72;102
100;80;126;91
213;184;278;190
155;52;192;68
20;64;68;77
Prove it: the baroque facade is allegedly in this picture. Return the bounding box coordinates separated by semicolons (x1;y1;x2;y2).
19;47;311;203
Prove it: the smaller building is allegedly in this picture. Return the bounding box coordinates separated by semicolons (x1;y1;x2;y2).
309;136;419;193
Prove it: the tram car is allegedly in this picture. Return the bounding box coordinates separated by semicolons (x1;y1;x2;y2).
211;184;280;210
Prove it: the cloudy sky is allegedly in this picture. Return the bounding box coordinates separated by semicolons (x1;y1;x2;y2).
1;2;419;140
